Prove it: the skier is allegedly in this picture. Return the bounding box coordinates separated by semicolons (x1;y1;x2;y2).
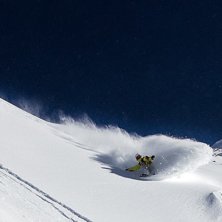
126;153;155;176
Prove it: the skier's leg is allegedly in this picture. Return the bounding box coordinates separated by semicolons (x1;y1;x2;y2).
149;165;156;175
143;166;150;176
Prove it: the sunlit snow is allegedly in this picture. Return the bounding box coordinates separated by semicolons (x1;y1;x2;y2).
0;98;221;222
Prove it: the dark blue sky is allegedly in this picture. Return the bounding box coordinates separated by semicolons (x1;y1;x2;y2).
1;1;222;144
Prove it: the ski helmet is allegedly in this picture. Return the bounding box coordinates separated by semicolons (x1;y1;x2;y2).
135;153;141;160
151;155;155;160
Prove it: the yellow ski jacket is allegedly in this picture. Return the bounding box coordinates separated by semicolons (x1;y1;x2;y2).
126;156;154;172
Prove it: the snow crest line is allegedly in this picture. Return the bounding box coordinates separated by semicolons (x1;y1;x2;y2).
0;165;93;222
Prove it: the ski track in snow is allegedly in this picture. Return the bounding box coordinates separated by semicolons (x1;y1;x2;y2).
0;165;92;222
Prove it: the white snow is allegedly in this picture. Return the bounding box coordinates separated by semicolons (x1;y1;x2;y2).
0;167;72;222
0;98;221;222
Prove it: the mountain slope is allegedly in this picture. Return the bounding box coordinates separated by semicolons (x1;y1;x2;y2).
0;165;89;222
0;98;221;222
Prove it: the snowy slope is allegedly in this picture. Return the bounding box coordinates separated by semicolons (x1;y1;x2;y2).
0;165;87;222
0;98;222;222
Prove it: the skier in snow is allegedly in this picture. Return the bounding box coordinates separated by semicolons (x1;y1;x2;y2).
126;153;155;176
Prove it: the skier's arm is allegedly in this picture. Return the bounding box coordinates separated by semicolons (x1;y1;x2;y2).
126;164;141;172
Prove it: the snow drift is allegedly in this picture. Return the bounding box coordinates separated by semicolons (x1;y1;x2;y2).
206;191;222;221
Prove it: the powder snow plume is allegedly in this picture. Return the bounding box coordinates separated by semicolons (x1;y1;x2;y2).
54;117;213;179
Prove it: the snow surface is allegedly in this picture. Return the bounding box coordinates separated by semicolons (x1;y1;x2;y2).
212;140;222;149
0;98;222;222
